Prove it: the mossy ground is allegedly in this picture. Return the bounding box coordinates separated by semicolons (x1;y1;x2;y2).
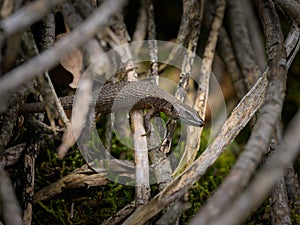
22;124;298;224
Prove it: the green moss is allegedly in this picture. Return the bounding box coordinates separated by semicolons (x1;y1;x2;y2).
180;137;237;224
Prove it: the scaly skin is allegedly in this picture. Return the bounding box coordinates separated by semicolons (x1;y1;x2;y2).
21;80;204;127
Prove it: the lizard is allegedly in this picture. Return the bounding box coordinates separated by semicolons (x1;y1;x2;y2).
20;80;204;127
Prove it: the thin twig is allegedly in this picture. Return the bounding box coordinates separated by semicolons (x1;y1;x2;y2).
132;2;146;56
23;134;39;225
174;0;226;176
145;0;158;81
227;0;261;89
159;0;203;155
0;0;127;107
158;0;197;72
33;164;107;203
0;0;64;38
203;2;247;99
244;0;267;71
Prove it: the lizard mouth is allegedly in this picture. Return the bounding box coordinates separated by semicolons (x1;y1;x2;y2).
174;103;204;127
180;114;204;127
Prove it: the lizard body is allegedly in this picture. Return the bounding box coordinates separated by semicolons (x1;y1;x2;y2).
21;80;203;127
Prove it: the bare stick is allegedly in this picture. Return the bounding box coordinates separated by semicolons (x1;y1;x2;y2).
158;0;199;72
174;0;226;176
244;0;267;71
101;201;135;225
33;164;107;203
207;110;300;225
270;176;292;224
0;0;127;107
189;0;290;223
132;3;146;56
227;0;261;89
0;164;23;225
0;0;64;38
145;0;158;80
160;0;203;156
23;137;38;225
203;2;247;100
122;70;268;225
275;0;300;25
105;12;151;205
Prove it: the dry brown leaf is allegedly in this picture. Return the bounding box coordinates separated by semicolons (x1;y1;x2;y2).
56;33;83;89
0;0;14;18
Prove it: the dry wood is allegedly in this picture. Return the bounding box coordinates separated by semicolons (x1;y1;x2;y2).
0;0;127;107
1;143;26;166
207;110;300;225
33;164;107;203
158;0;201;73
275;0;300;25
0;164;23;225
1;1;300;224
270;177;292;225
123;69;268;225
102;10;151;205
101;201;135;225
145;0;158;80
0;0;64;38
132;2;147;55
244;0;267;71
190;0;291;223
157;1;204;222
174;0;226;176
112;14;151;205
23;136;38;225
284;167;300;217
227;0;261;89
202;2;247;99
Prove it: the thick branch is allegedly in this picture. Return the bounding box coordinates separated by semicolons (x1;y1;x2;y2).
123;71;268;225
208;110;300;225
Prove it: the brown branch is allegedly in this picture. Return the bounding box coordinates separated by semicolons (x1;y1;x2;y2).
0;0;64;38
189;0;289;223
269;128;292;225
270;177;292;225
217;27;247;99
207;109;300;225
33;164;107;203
132;2;147;55
284;167;300;219
0;0;127;108
1;143;26;167
0;164;23;225
103;11;151;205
101;201;135;225
157;1;204;221
275;0;300;25
158;0;199;72
160;0;203;156
227;0;261;89
203;2;247;99
244;0;267;71
174;0;226;176
23;136;39;225
122;70;268;225
144;0;158;80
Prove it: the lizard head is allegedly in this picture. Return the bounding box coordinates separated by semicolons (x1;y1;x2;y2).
174;103;204;127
